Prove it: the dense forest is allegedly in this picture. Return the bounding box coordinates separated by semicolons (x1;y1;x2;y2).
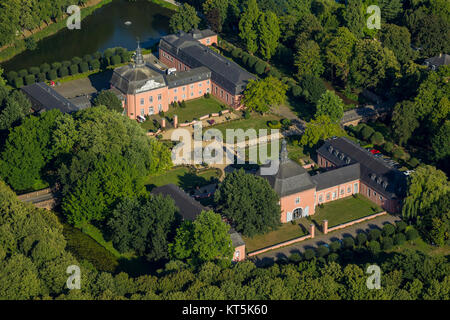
1;181;449;300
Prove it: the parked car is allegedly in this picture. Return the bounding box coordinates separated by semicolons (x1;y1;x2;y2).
137;115;145;123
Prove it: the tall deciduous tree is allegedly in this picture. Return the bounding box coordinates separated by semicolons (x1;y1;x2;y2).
107;194;180;261
238;0;260;54
257;11;280;61
343;0;365;38
380;24;414;64
325;27;357;84
169;211;234;264
300;115;346;147
315;90;344;123
294;40;324;79
214;169;281;237
93;90;123;113
402;165;449;222
391;100;419;146
242;77;287;113
169;4;201;33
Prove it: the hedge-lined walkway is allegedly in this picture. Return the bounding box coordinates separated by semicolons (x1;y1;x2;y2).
250;213;400;267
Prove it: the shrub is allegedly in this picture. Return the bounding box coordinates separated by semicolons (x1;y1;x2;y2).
58;67;69;78
93;51;102;60
242;53;251;65
247;56;259;68
370;131;384;145
343;237;355;249
408;157;420;168
24;74;36;85
356;233;368;246
18;69;28;78
392;148;405;160
382;237;394;250
281;118;291;128
316;245;330;258
299;75;326;104
69;64;80;75
13;77;24;88
61;60;71;68
327;253;339;263
406;228;419;241
368;240;380;255
268;120;281;129
90;59;100;70
369;229;381;241
40;63;51;73
25;36;37;50
37;73;46;82
329;241;341;252
6;71;18;83
303;248;316;260
267;68;281;78
384;141;394;153
289;253;302;263
51;62;62;70
29;66;40;75
394;233;406;245
110;55;122;65
382;224;395;237
361;125;375;141
254;61;267;75
231;48;242;58
340;250;354;262
292;85;302;97
103;48;115;59
395;220;407;233
79;62;89;73
243;110;251;119
47;70;57;80
83;54;93;62
72;57;82;65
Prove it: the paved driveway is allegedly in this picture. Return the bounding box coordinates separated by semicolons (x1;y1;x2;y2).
53;70;113;99
250;214;401;267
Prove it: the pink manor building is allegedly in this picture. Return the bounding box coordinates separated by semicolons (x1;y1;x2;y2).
110;29;255;119
259;138;406;223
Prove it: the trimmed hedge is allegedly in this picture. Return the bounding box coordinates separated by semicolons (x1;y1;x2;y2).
343;237;355;249
356;232;368;246
406;228;419;241
382;237;394;250
382;224;395;237
254;60;267;75
110;55;122;66
47;69;57;80
368;240;381;254
13;77;24;88
288;253;302;263
329;240;341;252
24;74;36;85
304;248;316;260
79;62;89;73
40;63;51;73
18;69;28;77
58;66;69;78
394;233;406;245
369;229;381;241
316;245;329;258
396;220;407;232
69;64;79;75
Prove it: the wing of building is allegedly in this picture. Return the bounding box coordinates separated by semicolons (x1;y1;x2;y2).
259;138;406;223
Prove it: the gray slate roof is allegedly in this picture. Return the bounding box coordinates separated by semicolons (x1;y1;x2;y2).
111;63;166;94
165;66;211;89
424;54;450;68
151;184;208;221
311;163;360;191
258;144;316;198
317;137;406;199
160;31;256;95
21;82;80;114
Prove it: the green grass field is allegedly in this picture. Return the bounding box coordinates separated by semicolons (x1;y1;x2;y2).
145;167;221;191
165;96;224;123
312;194;382;228
243;222;308;253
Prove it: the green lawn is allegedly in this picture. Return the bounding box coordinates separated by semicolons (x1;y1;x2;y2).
207;113;282;137
244;139;305;164
145;167;221;192
243;221;308;253
312;194;382;228
388;237;450;257
165;96;224;123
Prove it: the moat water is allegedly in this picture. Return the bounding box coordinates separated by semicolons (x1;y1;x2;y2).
1;0;174;72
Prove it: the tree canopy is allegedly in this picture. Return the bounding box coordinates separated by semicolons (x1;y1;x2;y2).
214;169;281;237
242;77;287;113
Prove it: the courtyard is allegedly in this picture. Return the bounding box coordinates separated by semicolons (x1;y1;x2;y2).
311;194;383;228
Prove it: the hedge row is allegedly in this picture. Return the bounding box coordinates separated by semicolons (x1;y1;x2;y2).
7;47;132;88
288;220;419;264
